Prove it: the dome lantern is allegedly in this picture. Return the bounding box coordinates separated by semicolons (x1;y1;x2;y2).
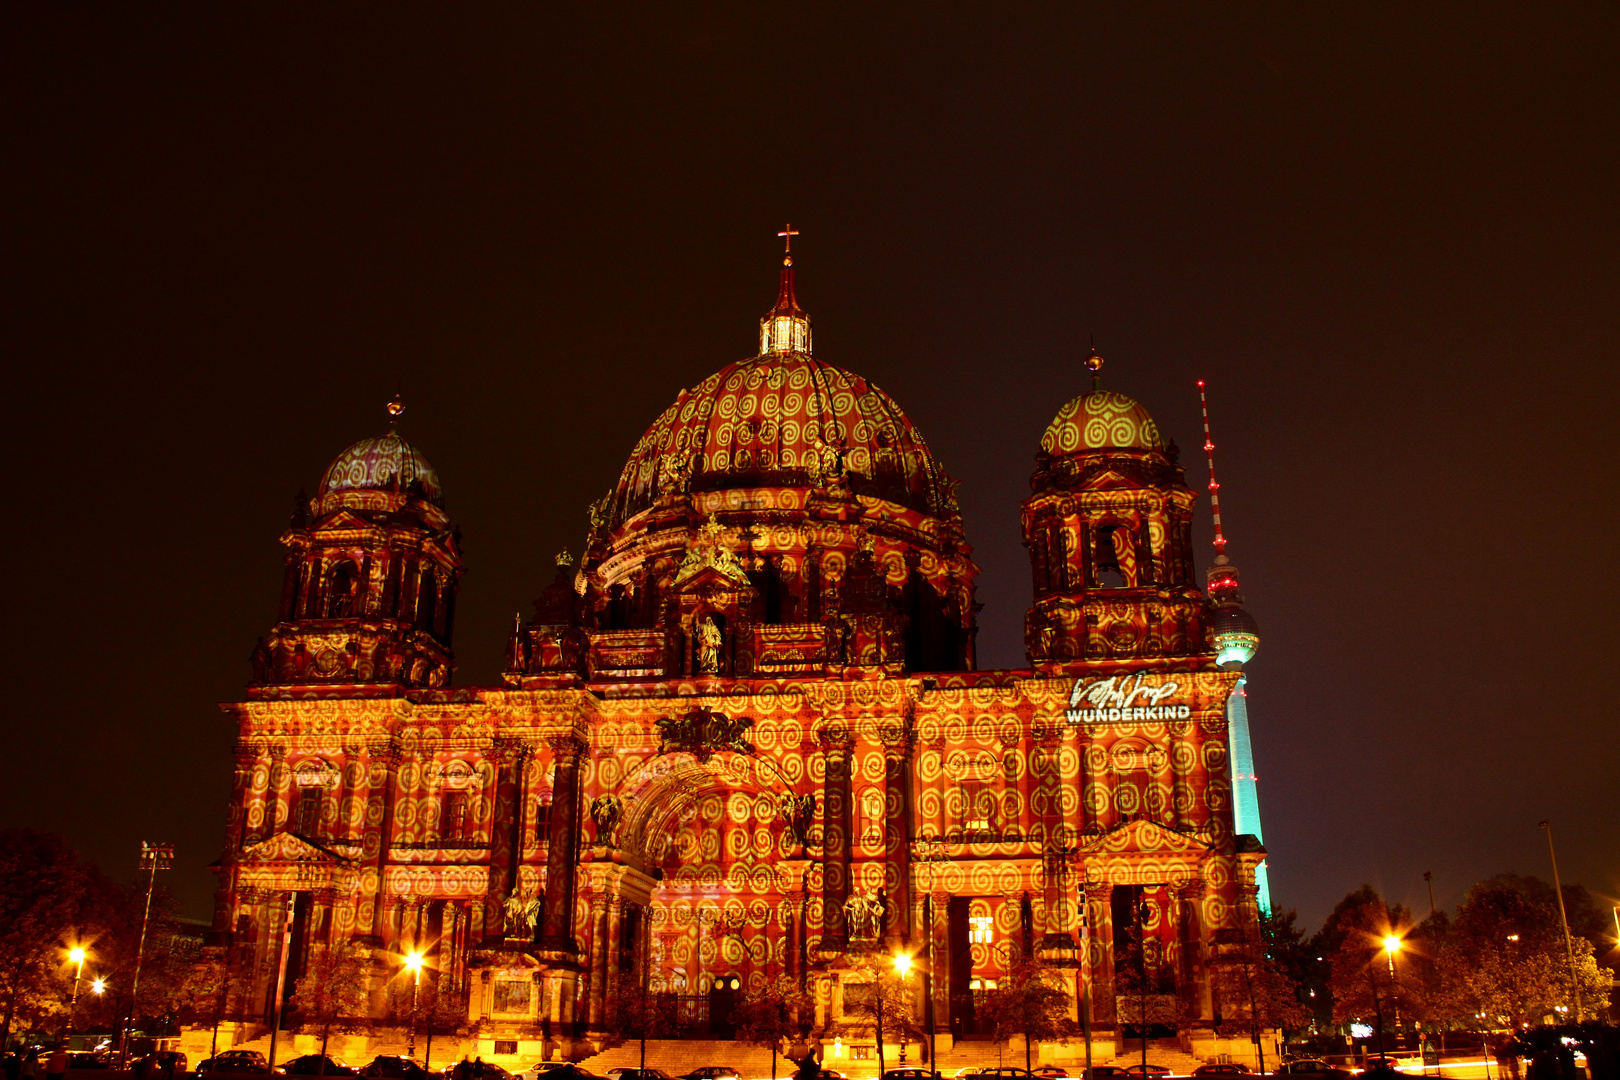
759;223;811;357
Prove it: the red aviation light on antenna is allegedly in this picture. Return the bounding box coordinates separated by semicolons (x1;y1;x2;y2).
1198;380;1228;559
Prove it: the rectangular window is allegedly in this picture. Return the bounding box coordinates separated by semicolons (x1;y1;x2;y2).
958;782;996;831
968;916;994;945
492;979;532;1015
842;983;875;1010
534;801;551;833
850;1047;874;1061
294;789;323;838
441;791;469;842
492;1041;518;1057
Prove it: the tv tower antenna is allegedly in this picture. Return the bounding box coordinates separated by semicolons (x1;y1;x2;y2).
1198;379;1228;560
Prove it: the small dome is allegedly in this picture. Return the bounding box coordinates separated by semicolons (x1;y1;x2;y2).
318;432;442;503
1040;390;1163;455
1212;604;1260;669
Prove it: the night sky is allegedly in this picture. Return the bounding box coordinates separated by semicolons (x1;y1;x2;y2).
4;5;1616;933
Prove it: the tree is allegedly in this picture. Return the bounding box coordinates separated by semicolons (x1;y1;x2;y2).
288;942;372;1067
0;830;89;1047
416;976;468;1073
1326;894;1418;1056
175;956;254;1059
732;975;815;1080
975;959;1077;1072
1434;877;1610;1028
840;957;919;1079
1113;912;1186;1069
1210;910;1310;1075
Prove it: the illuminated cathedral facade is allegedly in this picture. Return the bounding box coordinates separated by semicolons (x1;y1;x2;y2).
207;245;1271;1068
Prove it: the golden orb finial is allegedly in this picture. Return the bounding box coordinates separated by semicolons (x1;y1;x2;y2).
387;393;406;419
1083;342;1104;389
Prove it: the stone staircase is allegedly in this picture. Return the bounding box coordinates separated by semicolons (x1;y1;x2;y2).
574;1037;1209;1078
576;1040;790;1077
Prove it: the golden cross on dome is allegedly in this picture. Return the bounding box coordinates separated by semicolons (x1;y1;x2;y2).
777;223;799;264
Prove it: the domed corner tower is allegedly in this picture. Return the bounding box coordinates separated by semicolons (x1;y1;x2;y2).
250;414;464;695
1021;358;1210;673
528;241;979;683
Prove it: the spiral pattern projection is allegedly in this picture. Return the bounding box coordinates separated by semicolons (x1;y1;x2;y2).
1040;391;1163;456
220;666;1260;1060
610;354;956;527
318;433;443;503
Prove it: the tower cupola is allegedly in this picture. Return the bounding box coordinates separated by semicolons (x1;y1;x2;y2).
249;399;464;694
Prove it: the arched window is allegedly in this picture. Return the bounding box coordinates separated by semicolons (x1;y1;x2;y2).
1096;525;1136;588
328;562;360;617
416;571;438;631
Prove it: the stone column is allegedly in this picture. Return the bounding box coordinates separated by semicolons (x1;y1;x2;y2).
484;738;533;945
229;746;261;849
1085;882;1116;1024
1034;727;1072;954
1175;878;1210;1022
584;891;609;1027
880;722;914;945
819;727;854;947
538;735;585;955
363;740;402;945
267;746;290;833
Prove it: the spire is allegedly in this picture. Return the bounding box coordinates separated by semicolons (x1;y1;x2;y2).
760;223;811;356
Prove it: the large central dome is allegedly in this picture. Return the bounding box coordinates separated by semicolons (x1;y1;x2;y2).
607;265;956;527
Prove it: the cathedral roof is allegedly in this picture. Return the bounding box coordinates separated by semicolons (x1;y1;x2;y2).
609;354;955;526
1040;390;1163;455
318;432;443;504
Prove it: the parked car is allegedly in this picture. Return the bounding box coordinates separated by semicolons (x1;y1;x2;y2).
1033;1069;1077;1079
446;1064;515;1080
882;1070;938;1080
283;1055;357;1076
975;1072;1035;1079
156;1052;190;1074
615;1072;675;1080
519;1064;577;1080
1122;1067;1171;1078
66;1053;110;1070
1193;1068;1251;1077
360;1057;431;1080
679;1071;737;1080
1086;1070;1128;1079
202;1051;271;1075
1273;1062;1350;1080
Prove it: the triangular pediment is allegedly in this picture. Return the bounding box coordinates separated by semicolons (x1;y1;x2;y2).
674;563;752;593
313;509;374;532
239;831;355;866
1078;467;1141;491
1081;818;1213;855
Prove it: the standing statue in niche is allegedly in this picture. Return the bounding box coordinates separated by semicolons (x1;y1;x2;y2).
589;794;622;844
697;616;724;674
503;889;541;936
843;888;886;942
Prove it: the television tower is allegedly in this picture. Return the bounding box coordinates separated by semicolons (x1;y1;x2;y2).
1199;380;1270;912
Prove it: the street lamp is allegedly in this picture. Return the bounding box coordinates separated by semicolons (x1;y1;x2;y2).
65;947;88;1045
1383;936;1404;1052
893;952;912;1064
404;953;425;1059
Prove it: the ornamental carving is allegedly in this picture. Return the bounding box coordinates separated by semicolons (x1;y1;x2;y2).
653;707;754;762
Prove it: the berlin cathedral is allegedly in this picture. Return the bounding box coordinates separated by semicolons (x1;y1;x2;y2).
205;239;1270;1071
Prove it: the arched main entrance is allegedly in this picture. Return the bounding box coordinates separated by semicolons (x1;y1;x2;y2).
587;751;814;1037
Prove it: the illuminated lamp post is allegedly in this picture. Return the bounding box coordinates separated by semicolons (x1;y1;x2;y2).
119;842;173;1068
405;953;425;1058
1538;821;1583;1022
1383;936;1404;1053
64;947;87;1045
893;952;912;1065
